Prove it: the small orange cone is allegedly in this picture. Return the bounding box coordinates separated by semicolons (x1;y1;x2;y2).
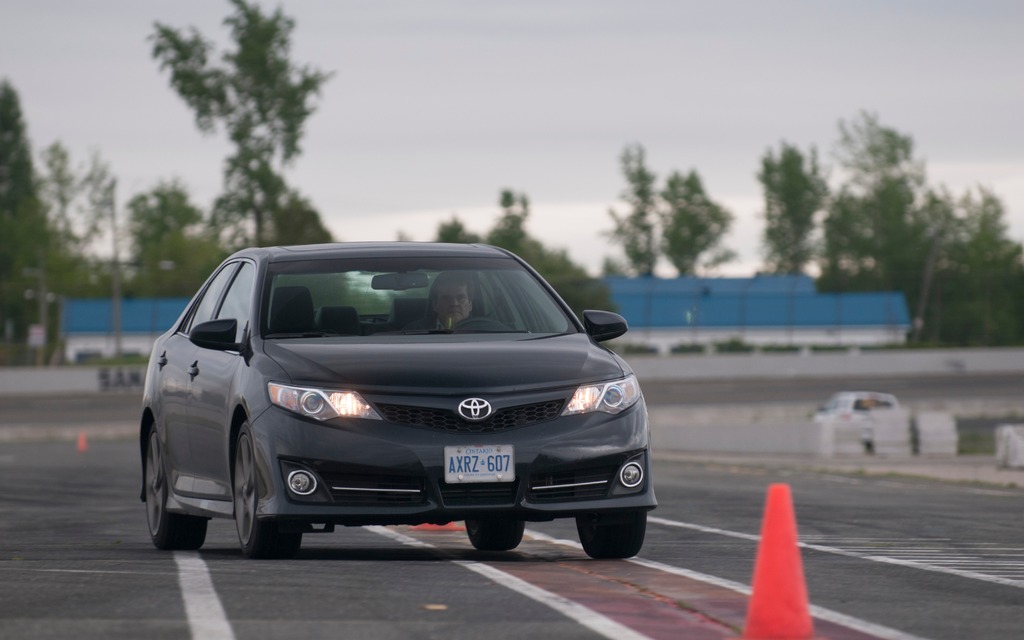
76;431;88;453
411;521;465;532
742;483;815;639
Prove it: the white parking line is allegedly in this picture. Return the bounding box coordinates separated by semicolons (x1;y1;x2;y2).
649;515;1024;589
525;528;930;640
174;552;235;640
367;526;651;640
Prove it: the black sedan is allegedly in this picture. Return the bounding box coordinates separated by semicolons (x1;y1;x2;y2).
140;242;656;559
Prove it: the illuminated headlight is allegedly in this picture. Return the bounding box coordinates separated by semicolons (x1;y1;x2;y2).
268;382;382;421
563;374;642;416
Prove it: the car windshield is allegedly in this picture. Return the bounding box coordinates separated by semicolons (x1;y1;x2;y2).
260;255;575;338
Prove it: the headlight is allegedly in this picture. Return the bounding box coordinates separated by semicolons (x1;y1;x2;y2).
562;374;642;416
268;382;382;421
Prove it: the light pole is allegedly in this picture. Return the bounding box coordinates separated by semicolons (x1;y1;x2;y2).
22;255;48;366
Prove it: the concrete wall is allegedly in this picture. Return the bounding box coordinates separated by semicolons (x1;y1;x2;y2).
646;404;917;458
4;346;1021;396
0;366;145;395
650;415;825;456
623;347;1024;380
2;348;1021;459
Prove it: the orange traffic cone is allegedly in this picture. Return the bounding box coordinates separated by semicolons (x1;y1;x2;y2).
742;483;815;639
411;521;465;532
76;431;88;453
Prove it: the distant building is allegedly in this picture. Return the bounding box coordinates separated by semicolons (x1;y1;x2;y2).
62;298;189;362
604;274;910;354
60;274;911;360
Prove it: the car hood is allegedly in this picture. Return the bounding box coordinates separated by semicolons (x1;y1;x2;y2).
261;333;628;394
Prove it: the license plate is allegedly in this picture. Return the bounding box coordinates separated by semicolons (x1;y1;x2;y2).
444;445;515;483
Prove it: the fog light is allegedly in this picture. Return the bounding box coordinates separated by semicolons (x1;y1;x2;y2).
619;461;643;488
287;470;317;496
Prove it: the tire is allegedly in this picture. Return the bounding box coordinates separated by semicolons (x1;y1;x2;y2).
145;430;208;550
576;511;647;559
465;517;526;551
233;425;302;559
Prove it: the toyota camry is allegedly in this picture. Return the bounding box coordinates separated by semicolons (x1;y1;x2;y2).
140;242;656;559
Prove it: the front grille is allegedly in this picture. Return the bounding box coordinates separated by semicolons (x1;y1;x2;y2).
527;467;616;502
377;400;564;434
322;473;426;506
439;480;519;507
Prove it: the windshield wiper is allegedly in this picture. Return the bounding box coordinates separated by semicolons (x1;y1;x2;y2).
264;331;333;339
401;329;528;335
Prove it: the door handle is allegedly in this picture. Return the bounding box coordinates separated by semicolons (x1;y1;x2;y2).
187;360;199;379
157;351;168;369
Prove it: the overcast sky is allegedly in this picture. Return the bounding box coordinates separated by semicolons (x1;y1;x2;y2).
2;0;1023;275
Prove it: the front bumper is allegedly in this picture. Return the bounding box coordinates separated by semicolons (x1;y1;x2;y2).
248;400;657;527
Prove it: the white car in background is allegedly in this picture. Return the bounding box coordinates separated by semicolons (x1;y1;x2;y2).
814;391;900;453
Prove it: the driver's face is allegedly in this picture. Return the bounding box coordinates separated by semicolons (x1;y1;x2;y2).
433;284;472;327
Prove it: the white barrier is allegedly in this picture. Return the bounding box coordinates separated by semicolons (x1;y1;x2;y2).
916;412;958;457
648;405;914;458
871;409;913;457
995;425;1024;469
649;418;824;455
817;420;866;457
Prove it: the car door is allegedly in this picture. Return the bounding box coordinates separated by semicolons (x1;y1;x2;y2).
187;261;256;500
153;329;197;488
162;263;239;497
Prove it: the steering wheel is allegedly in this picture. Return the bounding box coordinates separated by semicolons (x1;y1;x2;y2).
456;316;511;331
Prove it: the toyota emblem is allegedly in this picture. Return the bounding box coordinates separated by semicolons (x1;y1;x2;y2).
458;398;492;421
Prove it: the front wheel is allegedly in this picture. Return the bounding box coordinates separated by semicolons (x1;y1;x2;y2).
465;517;525;551
233;425;302;559
145;430;207;550
576;512;647;559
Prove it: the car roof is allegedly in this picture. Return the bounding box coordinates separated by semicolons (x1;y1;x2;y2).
227;242;513;264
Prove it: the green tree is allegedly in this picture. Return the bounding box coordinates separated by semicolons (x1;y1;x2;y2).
758;143;828;274
36;143;103;346
437;191;616;317
660;170;735;274
819;112;931;302
36;143;82;251
271;192;333;246
0;80;49;360
151;0;331;247
922;188;1024;345
818;111;1024;346
435;215;482;244
607;144;658;275
486;190;531;256
606;144;736;276
126;180;226;297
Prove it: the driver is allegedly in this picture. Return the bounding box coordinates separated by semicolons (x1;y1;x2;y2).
405;272;475;330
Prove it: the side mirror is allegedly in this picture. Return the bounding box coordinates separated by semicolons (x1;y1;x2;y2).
582;310;628;342
190;318;240;351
